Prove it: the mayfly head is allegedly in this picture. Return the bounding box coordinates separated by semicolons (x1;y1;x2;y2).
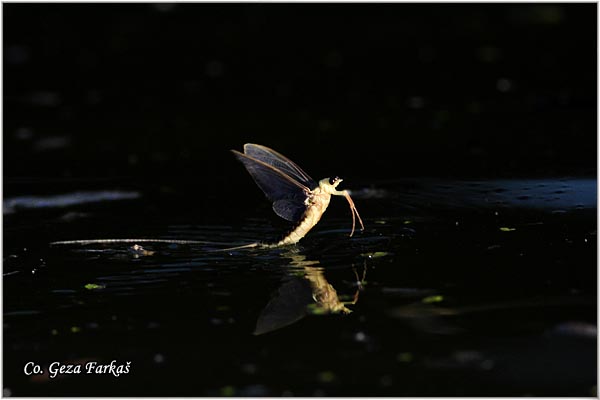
319;176;343;194
328;176;343;188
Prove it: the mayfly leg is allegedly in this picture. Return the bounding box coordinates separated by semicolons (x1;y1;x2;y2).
342;191;365;237
344;264;367;306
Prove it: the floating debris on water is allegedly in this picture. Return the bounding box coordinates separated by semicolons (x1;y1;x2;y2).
422;295;444;304
317;370;336;383
84;283;105;290
219;385;235;396
129;244;155;257
361;251;390;259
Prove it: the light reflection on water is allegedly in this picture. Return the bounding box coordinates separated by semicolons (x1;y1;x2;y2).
353;178;596;211
3;190;141;214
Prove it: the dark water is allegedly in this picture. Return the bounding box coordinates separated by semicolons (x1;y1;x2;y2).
3;177;596;396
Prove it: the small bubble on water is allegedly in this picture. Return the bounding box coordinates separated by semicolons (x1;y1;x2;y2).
154;353;165;364
354;331;367;342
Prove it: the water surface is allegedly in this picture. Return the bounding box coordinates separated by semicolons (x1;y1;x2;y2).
3;178;596;396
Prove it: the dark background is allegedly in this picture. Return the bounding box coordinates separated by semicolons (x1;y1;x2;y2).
3;3;597;189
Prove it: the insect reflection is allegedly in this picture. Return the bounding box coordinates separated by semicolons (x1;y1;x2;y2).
254;250;366;335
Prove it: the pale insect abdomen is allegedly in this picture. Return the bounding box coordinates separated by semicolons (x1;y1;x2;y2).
276;191;332;246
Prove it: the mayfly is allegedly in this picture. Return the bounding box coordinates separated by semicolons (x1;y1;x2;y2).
49;144;364;250
231;143;364;247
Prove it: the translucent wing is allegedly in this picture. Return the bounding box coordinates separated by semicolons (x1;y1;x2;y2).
254;276;313;335
272;199;306;223
232;150;311;222
243;144;317;189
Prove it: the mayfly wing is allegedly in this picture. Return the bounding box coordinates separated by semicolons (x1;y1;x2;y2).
272;199;306;223
243;144;317;189
232;150;310;222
